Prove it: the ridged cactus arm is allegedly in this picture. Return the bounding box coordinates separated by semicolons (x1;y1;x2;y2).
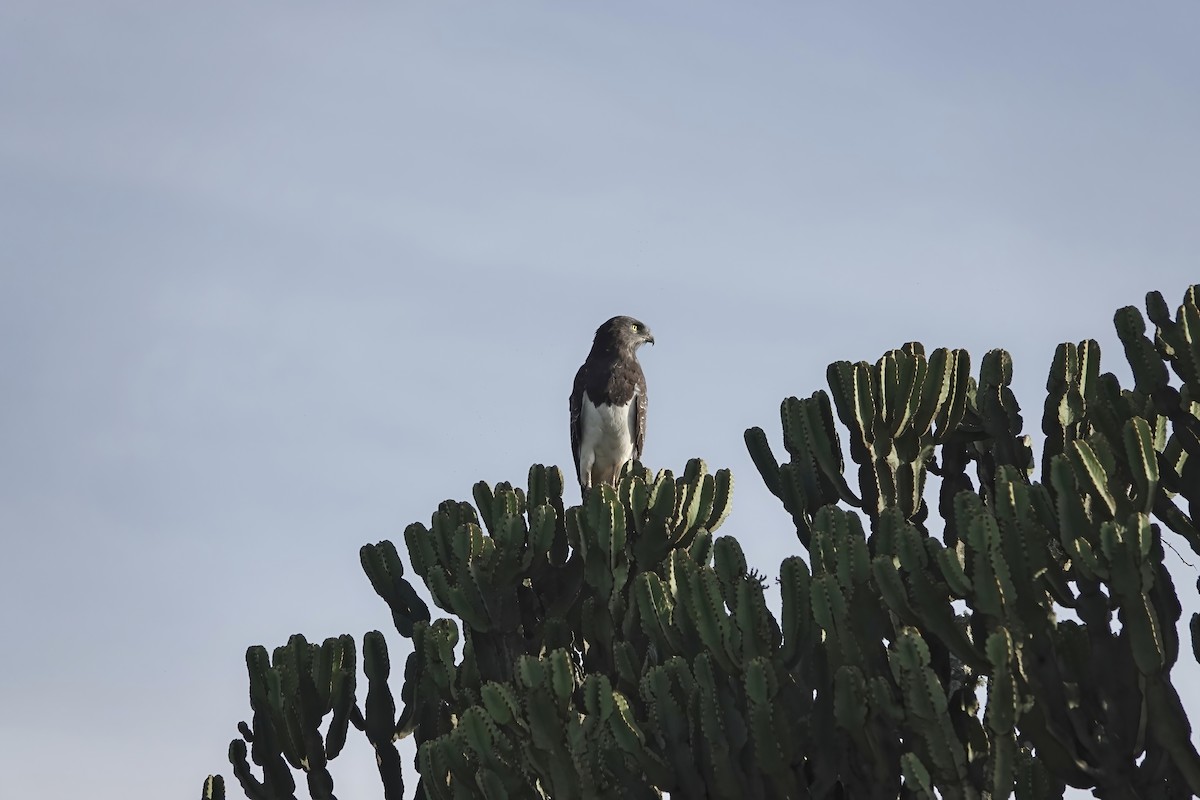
602;487;629;581
779;555;813;670
580;485;620;600
794;391;862;505
1102;513;1168;678
1144;287;1200;408
977;349;1034;476
1013;746;1064;800
690;654;746;797
1146;289;1174;329
422;732;507;799
687;526;714;565
1143;676;1200;794
637;664;701;796
889;630;975;798
402;522;436;582
1123;416;1161;515
227;739;281;800
416;619;460;703
454;706;503;770
734;573;779;659
1142;286;1200;388
312;638;335;712
712;536;747;603
202;775;226;800
810;570;864;671
629;569;678;665
1041;341;1101;479
321;636;356;760
875;508;986;671
619;464;651;535
1151;493;1200;554
872;552;920;627
1169;287;1200;388
672;551;738;671
626;471;678;562
984;629;1018;800
894;457;928;523
955;492;1016;620
823;503;867;584
1116;306;1171;395
933;350;972;441
831;663;868;746
678;458;709;533
911;348;955;439
514;673;580;795
744;426;784;499
1142;289;1200;482
392;643;425;740
421;566;457;622
900;751;936;800
436;524;497;630
826;360;874;465
744;662;801;796
604;685;639;740
703;468;735;532
779;394;857;515
525;463;564;512
873;347;916;453
565;716;600;797
450;519;487;567
244;645;302;777
473;481;496;534
1150;556;1184;673
361;541;430;638
778;461;815;545
362;630;405;800
1069;439;1121;521
812;391;861;503
649;468;678;523
545;649;575;715
930;539;973;599
414;741;448;800
882;347;925;438
1049;456;1106;581
427;501;477;569
991;468;1058;631
483;490;531;586
619;698;679;792
524;502;557;566
272;639;316;774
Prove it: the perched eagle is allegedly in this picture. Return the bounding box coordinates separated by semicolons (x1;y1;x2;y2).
570;315;654;492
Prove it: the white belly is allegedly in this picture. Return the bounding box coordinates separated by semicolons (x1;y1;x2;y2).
578;396;636;488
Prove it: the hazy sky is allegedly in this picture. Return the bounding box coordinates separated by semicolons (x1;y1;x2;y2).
2;3;1198;798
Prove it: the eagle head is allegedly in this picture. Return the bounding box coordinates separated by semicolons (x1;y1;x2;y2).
593;315;654;356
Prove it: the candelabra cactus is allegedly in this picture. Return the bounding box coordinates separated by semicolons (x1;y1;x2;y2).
207;285;1200;800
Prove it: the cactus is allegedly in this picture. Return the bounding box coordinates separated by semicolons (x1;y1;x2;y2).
225;634;358;800
208;285;1200;800
203;775;226;800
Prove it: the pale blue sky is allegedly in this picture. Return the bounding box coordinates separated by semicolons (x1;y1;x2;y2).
2;2;1198;798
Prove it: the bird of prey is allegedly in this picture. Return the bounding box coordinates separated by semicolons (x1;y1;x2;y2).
570;315;654;492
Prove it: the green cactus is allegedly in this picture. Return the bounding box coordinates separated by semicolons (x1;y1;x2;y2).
203;775;226;800
210;285;1200;800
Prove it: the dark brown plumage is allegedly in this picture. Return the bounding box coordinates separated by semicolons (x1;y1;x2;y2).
569;316;654;491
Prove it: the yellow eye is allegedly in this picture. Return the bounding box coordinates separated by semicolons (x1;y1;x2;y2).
631;323;640;332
